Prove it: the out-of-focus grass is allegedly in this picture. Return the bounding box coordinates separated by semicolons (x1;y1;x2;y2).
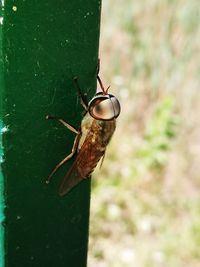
88;0;200;266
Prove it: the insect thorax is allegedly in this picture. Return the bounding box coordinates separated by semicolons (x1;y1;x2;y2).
78;112;116;151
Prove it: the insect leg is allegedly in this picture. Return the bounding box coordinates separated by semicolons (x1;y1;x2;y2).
46;132;81;183
99;150;106;169
96;58;100;75
46;115;78;134
96;59;105;92
73;77;88;110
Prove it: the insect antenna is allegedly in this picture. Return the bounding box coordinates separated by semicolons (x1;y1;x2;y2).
97;75;110;95
105;85;110;94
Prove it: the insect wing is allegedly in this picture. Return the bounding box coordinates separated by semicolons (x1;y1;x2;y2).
58;161;86;196
59;126;105;196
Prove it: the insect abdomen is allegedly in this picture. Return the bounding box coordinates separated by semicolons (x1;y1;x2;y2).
76;118;116;177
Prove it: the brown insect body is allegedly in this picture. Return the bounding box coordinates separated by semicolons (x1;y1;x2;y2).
46;74;120;196
76;113;116;177
58;113;116;195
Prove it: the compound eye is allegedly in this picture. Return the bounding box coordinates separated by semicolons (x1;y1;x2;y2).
89;95;121;120
110;96;121;118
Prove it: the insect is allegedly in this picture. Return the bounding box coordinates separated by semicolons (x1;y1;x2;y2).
46;70;121;196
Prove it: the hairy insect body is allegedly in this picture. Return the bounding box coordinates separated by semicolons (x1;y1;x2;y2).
46;75;120;196
77;113;93;149
77;113;116;177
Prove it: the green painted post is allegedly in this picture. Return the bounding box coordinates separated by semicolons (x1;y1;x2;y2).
0;1;101;266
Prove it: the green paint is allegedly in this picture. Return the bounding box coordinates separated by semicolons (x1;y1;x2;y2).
0;122;5;267
1;1;101;266
0;1;5;266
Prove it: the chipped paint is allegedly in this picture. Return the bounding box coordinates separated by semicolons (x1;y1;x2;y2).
12;6;17;12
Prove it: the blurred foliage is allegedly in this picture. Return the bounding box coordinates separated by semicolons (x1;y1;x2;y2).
88;0;200;266
134;96;178;174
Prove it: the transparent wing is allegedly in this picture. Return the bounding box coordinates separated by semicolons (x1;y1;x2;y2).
58;163;87;196
59;126;105;196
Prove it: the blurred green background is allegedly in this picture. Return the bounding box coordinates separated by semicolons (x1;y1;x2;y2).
88;0;200;266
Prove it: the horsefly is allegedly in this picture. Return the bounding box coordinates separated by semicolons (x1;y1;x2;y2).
46;67;121;196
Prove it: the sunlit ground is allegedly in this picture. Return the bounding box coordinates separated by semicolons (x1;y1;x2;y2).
88;0;200;266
